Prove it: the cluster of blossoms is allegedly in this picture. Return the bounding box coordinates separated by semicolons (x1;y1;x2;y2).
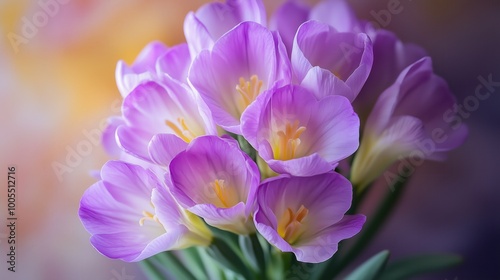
79;0;467;268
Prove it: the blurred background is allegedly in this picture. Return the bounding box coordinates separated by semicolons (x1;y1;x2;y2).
0;0;498;279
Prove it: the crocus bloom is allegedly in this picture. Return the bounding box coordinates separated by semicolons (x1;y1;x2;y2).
292;20;373;102
241;84;359;177
354;28;426;123
116;42;193;97
79;161;212;262
184;0;267;57
254;173;365;263
115;41;169;97
189;21;291;134
116;80;216;161
351;57;468;189
165;136;260;235
271;0;361;54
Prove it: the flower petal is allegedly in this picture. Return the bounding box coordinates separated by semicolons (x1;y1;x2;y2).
148;134;189;168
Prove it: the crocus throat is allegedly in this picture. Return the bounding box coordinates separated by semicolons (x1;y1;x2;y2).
165;117;196;143
210;179;238;208
139;210;160;226
277;205;309;244
235;75;263;114
272;120;307;160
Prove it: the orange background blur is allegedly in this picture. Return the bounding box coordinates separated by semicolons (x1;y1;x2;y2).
0;0;499;279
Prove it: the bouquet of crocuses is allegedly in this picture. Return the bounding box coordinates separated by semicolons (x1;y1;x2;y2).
78;0;468;279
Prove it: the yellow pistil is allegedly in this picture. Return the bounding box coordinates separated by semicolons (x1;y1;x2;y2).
273;120;307;160
139;210;160;226
277;205;309;244
210;179;238;208
235;75;263;114
165;117;196;143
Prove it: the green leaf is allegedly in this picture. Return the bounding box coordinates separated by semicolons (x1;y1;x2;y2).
179;247;210;280
344;250;390;280
151;251;198;280
207;237;255;280
379;254;462;280
139;258;165;280
197;247;228;280
314;175;409;280
239;235;259;272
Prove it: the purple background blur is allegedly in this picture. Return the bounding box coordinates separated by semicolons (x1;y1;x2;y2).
350;0;500;279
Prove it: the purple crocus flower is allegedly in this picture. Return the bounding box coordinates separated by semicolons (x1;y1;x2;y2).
184;0;267;57
292;20;373;102
354;28;427;123
254;173;365;263
115;41;169;97
79;161;212;262
351;57;468;189
189;21;291;134
116;81;216;161
241;84;359;177
116;42;193;98
271;0;361;54
269;0;309;55
102;116;125;158
162;136;260;235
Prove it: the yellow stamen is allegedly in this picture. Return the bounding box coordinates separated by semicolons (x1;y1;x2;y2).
165;117;196;143
139;210;160;226
277;205;309;244
273;120;307;160
210;179;237;208
235;75;263;114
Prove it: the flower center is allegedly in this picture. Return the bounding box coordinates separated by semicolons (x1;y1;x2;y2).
139;210;160;226
272;120;307;160
277;205;309;244
210;179;238;208
235;75;263;115
165;117;196;143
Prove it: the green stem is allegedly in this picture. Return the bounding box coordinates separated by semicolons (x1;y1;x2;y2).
180;247;210;280
250;233;267;277
208;237;255;280
139;258;164;280
153;251;198;280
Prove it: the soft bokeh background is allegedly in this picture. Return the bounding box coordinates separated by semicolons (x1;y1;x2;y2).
0;0;498;279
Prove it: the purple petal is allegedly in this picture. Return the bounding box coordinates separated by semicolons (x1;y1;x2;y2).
184;12;214;57
305;95;360;162
300;66;355;101
254;173;364;263
79;181;141;235
156;43;191;84
291;215;365;263
355;29;426;121
119;81;213;160
189;22;290;133
309;0;361;32
184;0;267;57
270;0;309;55
242;85;359;176
169;136;259;207
292;20;373;97
169;136;260;233
148;134;188;167
101;116;125;157
116;125;153;161
266;154;334;177
189;202;254;234
115;41;169;97
90;227;185;262
100;161;161;203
